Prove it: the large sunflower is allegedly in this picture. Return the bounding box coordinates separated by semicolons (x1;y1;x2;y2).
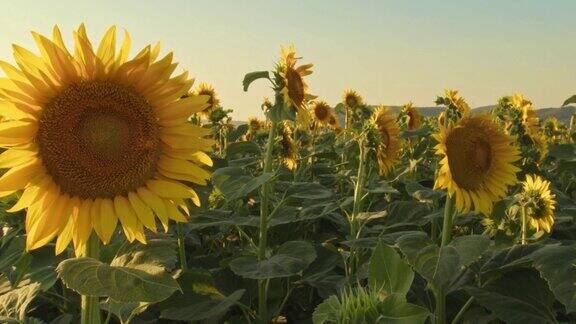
370;107;403;176
194;82;219;118
0;25;215;255
521;174;556;233
434;115;520;215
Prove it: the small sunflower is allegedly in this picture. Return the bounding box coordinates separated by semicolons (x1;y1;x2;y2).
434;115;521;215
342;89;363;110
194;82;220;117
279;121;297;170
0;25;215;255
311;101;331;125
436;89;470;123
370;107;403;176
521;174;556;233
248;117;263;132
328;113;340;129
402;102;422;130
261;97;273;111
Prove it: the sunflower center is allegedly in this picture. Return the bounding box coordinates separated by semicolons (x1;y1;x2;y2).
314;105;329;121
446;126;493;190
37;81;160;199
286;68;305;108
346;96;358;108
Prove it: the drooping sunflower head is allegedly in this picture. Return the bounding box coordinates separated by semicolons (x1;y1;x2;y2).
369;106;403;176
402;102;422;130
277;45;314;111
434;115;521;215
194;82;220;117
311;101;331;125
342;89;363;110
520;174;556;233
0;25;215;255
279;121;297;170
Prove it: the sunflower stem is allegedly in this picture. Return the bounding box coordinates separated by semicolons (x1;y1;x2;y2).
176;222;188;271
349;138;367;277
435;195;456;324
257;117;278;324
521;206;527;245
81;233;101;324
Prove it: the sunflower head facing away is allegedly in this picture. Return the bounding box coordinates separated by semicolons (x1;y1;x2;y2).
342;89;363;110
520;174;556;233
435;89;470;125
311;101;331;125
247;116;266;133
434;115;521;215
402;102;422;130
0;25;215;255
369;107;403;176
194;82;220;117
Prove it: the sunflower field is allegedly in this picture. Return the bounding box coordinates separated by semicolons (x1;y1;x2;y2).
0;25;575;324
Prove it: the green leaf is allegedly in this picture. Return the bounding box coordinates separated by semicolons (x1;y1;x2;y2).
312;295;340;324
160;289;245;321
111;236;177;272
369;243;414;297
243;71;270;91
100;299;148;324
0;236;24;274
403;181;444;204
57;257;180;303
212;167;275;200
376;294;430;324
480;244;542;276
284;182;333;200
530;244;576;313
397;233;490;291
230;241;316;279
225;141;261;158
466;269;556;324
562;94;576;106
547;144;576;161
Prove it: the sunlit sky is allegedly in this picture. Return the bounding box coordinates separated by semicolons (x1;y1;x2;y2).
1;1;575;119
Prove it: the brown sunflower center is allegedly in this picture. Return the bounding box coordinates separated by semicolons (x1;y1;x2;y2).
345;96;358;108
446;126;493;190
286;67;305;108
37;81;160;199
314;104;329;121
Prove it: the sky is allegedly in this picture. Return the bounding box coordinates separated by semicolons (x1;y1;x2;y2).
1;0;575;120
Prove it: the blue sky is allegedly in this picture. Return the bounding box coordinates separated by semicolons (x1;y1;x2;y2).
1;0;575;119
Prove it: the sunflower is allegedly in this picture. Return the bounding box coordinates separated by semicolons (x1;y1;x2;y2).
436;89;470;123
247;117;265;133
370;107;403;176
194;82;219;117
342;89;363;110
261;97;273;111
434;115;521;215
521;174;556;233
0;25;215;255
402;102;422;130
277;45;314;111
328;113;340;129
279;121;297;170
311;101;331;125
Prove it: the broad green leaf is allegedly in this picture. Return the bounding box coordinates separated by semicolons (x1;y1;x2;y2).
57;257;180;303
100;299;148;324
547;144;576;161
480;244;543;276
111;236;177;272
403;181;444;204
449;235;491;268
0;236;24;274
376;294;430;324
160;289;245;321
562;94;576;106
284;182;333;200
369;243;414;297
312;295;340;324
225;141;261;158
466;269;555;324
243;71;270;91
230;241;316;279
530;244;576;313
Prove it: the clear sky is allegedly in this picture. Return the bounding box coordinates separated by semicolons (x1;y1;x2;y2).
1;0;575;119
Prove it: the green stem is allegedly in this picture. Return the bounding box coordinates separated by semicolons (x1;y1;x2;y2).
176;222;188;271
349;140;367;276
435;195;456;324
451;296;475;324
258;119;277;324
521;206;527;245
81;233;101;324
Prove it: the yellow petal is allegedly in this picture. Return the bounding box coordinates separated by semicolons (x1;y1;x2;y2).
94;198;118;245
113;195;143;243
0;120;38;145
164;199;188;222
73;198;93;257
137;187;169;231
0;147;37;169
0;158;42;192
127;191;157;232
146;179;199;200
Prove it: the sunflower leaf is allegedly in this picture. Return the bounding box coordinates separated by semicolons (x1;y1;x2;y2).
243;71;270;91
